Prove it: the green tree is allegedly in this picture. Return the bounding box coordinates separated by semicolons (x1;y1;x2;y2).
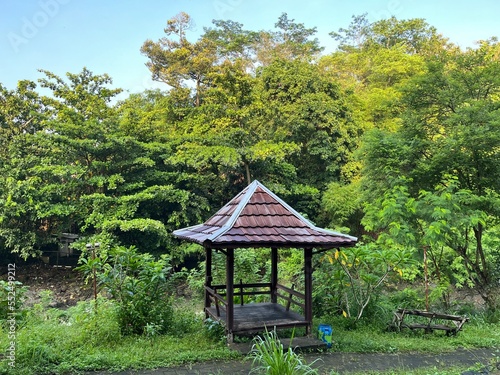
362;41;500;310
255;59;359;189
317;15;449;235
141;12;218;107
0;81;61;257
0;69;208;258
255;13;323;65
202;19;259;68
330;14;449;55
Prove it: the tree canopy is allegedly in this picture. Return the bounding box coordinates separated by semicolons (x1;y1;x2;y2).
1;13;499;309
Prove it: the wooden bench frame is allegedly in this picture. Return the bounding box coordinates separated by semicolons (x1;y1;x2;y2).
390;308;469;336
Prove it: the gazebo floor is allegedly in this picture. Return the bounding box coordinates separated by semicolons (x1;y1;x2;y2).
205;302;309;334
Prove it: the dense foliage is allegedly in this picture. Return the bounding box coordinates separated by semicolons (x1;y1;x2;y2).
76;245;174;335
1;11;499;319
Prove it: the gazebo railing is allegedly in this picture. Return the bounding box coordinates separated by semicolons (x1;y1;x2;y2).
276;283;305;312
209;281;272;306
205;285;228;317
205;282;305;314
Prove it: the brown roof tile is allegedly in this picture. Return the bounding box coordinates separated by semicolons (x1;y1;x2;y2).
173;180;357;249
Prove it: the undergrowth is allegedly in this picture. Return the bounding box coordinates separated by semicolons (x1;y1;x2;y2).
1;289;499;375
319;314;500;354
0;297;237;375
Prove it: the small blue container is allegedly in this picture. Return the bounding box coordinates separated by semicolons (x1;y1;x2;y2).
318;324;333;348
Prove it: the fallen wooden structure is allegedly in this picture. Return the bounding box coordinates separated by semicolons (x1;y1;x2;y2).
389;308;469;336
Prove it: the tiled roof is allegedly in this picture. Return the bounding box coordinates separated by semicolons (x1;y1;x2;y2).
173;180;357;249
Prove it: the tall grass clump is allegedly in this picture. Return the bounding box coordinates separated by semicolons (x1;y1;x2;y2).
248;329;318;375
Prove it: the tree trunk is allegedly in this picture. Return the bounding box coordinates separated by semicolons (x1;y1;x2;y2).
244;162;251;186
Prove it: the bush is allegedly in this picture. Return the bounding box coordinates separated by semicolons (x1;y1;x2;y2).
388;287;424;310
77;245;174;335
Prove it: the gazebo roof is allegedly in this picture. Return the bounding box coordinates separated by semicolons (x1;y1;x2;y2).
173;180;357;249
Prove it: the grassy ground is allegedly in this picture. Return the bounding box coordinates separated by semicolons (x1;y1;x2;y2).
0;298;239;375
1;296;499;375
330;320;500;353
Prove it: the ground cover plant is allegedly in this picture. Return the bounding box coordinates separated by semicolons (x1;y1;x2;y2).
1;276;499;375
0;294;238;375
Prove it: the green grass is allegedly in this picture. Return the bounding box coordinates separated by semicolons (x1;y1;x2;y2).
0;298;239;375
319;316;500;354
1;332;239;375
1;296;499;375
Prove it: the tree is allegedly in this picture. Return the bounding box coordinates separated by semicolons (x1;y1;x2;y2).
141;12;218;107
255;13;323;66
330;14;449;55
0;69;208;258
166;57;300;205
0;81;58;257
202;19;259;67
317;15;450;236
254;59;360;189
362;41;500;310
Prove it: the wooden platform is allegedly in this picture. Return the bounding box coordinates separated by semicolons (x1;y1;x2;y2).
206;302;309;334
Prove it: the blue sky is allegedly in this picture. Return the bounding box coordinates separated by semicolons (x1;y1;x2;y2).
1;0;499;99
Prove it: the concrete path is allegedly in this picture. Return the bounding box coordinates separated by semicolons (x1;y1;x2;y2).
91;348;499;374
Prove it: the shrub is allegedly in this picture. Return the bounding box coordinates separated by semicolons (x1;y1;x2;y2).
389;287;425;310
77;245;174;335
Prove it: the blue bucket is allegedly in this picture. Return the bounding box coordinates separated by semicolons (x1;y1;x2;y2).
318;324;333;348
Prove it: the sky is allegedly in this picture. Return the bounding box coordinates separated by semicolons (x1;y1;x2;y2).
1;0;499;100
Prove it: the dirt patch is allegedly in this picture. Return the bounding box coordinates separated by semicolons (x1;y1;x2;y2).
2;262;93;308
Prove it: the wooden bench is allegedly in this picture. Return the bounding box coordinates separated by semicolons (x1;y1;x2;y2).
389;308;469;336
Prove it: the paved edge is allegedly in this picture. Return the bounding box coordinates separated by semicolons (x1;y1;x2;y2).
89;347;499;375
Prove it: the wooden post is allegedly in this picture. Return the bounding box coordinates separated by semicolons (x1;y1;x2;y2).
424;246;429;312
271;247;278;303
226;248;234;342
285;283;295;311
239;279;244;306
205;247;212;316
304;247;313;335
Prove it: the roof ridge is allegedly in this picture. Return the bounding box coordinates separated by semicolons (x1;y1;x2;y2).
206;180;259;241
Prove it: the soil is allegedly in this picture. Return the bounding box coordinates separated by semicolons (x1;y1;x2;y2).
3;262;93;308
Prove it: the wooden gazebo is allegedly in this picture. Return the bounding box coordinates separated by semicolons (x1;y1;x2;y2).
173;180;357;341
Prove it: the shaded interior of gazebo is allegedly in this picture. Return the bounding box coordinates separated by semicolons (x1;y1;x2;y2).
173;180;357;342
